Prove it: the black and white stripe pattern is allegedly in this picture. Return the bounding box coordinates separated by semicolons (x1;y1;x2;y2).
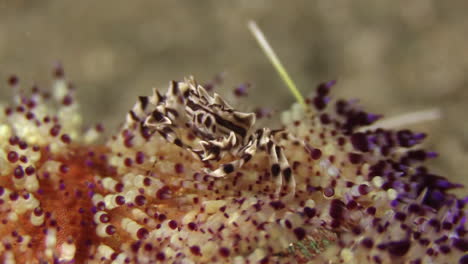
126;77;297;197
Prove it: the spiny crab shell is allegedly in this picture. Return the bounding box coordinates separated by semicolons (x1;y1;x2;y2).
0;67;466;264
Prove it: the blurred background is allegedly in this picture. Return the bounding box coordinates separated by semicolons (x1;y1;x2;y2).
0;0;466;194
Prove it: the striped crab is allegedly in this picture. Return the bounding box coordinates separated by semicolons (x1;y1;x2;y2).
127;77;297;196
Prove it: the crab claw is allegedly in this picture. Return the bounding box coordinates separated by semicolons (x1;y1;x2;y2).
199;140;220;161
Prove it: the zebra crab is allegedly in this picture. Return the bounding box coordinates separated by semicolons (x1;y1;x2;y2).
126;77;306;197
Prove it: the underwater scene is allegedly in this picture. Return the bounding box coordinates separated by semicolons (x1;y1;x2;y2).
0;1;467;263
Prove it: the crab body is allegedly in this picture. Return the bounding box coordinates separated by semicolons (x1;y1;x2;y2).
127;77;296;196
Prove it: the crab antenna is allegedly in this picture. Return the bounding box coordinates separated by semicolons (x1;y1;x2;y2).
248;20;306;108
